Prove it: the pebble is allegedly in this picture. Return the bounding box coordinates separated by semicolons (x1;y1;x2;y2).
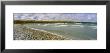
13;24;69;40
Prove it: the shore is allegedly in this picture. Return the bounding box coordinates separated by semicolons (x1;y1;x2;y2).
14;24;69;40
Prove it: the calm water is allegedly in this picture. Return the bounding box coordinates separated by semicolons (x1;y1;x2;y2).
24;23;97;40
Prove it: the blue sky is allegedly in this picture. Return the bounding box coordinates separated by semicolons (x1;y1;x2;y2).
14;13;97;22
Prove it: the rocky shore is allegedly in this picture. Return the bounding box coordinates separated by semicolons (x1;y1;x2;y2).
14;24;69;40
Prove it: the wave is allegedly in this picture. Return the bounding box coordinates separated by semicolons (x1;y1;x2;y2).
75;23;82;24
89;26;97;29
71;25;84;27
89;26;97;28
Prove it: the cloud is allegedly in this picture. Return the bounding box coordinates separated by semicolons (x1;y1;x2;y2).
14;13;97;22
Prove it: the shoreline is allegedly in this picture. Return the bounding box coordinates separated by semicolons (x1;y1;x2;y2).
14;24;70;40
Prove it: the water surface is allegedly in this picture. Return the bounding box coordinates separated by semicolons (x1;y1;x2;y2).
24;23;97;40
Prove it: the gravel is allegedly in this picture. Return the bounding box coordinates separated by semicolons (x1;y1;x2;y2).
13;24;69;40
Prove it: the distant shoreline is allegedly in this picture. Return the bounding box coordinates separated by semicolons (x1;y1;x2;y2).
14;20;97;24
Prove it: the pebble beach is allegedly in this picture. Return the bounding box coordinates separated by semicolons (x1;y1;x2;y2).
13;24;68;40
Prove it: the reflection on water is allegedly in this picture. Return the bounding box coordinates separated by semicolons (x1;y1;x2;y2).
24;23;97;40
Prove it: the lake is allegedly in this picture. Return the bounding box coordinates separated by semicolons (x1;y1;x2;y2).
23;23;97;40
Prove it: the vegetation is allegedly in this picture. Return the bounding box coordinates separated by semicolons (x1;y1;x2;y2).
14;20;74;24
14;20;97;24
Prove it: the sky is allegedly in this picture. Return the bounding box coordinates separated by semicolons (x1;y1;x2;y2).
14;13;97;22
